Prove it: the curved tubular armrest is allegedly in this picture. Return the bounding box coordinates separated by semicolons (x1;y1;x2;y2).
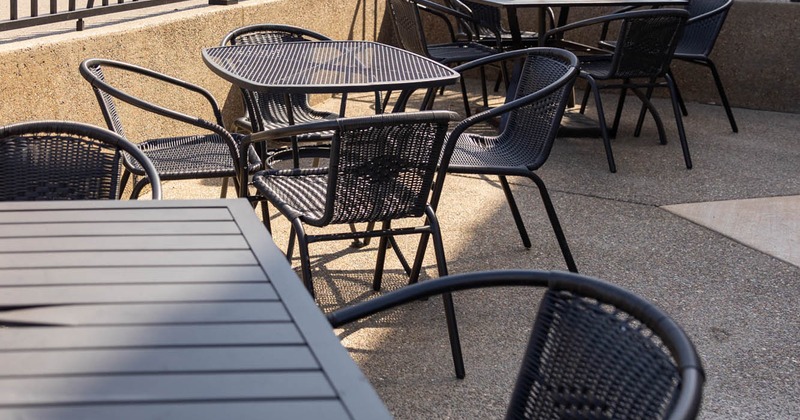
79;58;226;127
686;0;732;25
220;23;332;46
327;270;551;326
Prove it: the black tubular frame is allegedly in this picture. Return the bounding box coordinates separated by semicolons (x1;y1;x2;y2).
328;269;705;419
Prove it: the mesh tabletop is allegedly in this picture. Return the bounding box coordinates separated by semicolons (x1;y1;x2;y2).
202;41;460;94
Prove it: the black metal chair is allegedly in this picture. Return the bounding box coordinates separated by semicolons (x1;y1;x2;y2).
251;110;463;375
328;269;705;419
597;0;737;134
411;48;580;281
251;110;459;294
663;0;737;133
386;0;499;115
549;9;691;173
220;24;339;145
0;120;161;200
79;58;261;199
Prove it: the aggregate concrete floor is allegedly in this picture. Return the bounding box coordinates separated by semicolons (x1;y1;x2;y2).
166;85;799;419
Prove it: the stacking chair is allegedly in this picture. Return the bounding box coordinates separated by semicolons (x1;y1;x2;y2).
386;0;499;115
598;0;737;134
220;24;339;162
664;0;737;133
549;9;691;173
251;110;459;295
411;48;580;281
79;58;261;198
328;269;705;419
0;120;161;200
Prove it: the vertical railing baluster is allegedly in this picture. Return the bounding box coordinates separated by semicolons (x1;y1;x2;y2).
51;0;57;14
69;0;76;12
31;0;38;17
10;0;18;20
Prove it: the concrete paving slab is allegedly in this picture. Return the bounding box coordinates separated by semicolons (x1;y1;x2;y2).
663;195;800;268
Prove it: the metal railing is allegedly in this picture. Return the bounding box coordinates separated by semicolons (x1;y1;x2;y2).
1;0;236;32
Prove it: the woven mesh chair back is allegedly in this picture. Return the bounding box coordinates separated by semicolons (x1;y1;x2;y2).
323;114;451;225
611;10;688;79
496;50;577;169
225;26;330;130
678;0;732;56
85;64;126;138
0;122;132;200
507;288;683;419
387;0;430;57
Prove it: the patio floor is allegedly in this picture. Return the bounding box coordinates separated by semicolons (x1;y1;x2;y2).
167;84;799;419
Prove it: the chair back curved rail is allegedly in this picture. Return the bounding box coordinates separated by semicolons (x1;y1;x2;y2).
0;120;161;200
327;269;705;420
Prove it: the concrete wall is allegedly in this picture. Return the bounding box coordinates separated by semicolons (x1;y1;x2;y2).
0;0;797;138
0;0;391;140
515;2;800;114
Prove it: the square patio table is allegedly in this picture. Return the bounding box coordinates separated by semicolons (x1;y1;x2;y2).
202;40;460;115
0;199;391;420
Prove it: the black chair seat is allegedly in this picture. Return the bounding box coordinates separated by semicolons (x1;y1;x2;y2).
447;132;546;170
429;42;496;64
254;168;327;222
123;134;259;178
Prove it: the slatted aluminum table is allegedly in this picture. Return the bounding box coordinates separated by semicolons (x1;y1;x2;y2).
0;199;391;420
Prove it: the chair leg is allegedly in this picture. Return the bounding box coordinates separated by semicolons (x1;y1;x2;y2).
528;173;578;273
261;200;272;233
633;84;652;138
630;86;667;145
587;77;617;173
426;206;464;379
705;59;738;133
479;65;489;109
665;73;693;169
372;221;391;291
610;85;628;139
220;177;229;198
499;175;532;248
118;169;132;199
460;77;472;117
579;84;591;114
669;68;688;117
286;225;297;262
291;218;315;298
130;178;148;199
409;231;430;285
